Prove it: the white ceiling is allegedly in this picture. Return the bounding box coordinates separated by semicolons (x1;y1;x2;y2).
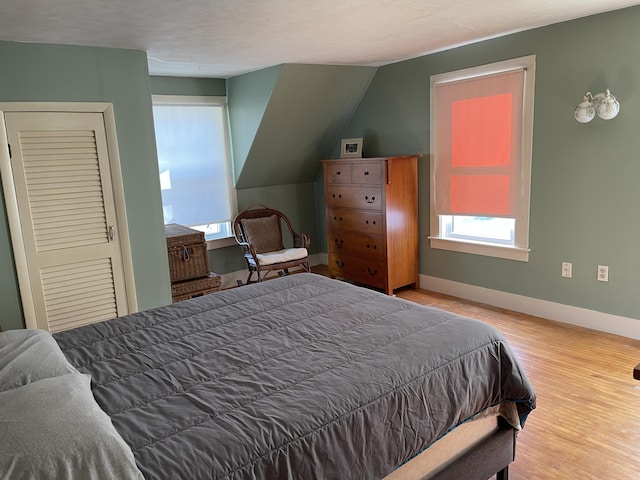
1;0;639;78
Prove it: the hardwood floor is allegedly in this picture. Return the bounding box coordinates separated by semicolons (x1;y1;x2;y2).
395;287;640;480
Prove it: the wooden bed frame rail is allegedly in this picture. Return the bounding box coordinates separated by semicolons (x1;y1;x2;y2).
430;427;515;480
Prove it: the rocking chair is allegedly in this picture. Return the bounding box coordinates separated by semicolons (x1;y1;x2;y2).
233;204;311;284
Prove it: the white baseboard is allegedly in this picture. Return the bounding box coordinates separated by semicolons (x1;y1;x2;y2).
420;274;640;340
219;253;327;290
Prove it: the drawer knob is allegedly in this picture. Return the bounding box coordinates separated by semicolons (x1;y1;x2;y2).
336;171;341;175
334;239;344;246
336;260;345;268
367;267;378;275
364;195;375;204
364;171;369;175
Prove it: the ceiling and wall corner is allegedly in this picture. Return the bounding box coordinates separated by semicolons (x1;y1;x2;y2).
1;0;639;78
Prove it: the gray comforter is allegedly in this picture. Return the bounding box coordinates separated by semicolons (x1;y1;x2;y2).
55;273;535;480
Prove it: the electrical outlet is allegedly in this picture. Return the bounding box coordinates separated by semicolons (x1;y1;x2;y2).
597;265;609;282
561;262;572;278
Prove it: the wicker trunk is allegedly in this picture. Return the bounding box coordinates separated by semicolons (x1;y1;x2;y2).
171;273;222;302
164;224;221;302
165;224;209;282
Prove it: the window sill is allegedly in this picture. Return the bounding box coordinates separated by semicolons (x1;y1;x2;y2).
428;236;529;262
206;236;237;250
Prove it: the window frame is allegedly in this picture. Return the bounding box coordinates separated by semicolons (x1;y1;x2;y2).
428;55;536;262
152;95;237;250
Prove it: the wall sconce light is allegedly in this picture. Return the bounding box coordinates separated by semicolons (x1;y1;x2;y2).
574;89;620;123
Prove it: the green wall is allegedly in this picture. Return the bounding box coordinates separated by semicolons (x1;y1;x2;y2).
151;65;377;275
236;182;318;248
343;6;640;320
227;66;282;184
0;41;171;330
223;64;378;264
149;75;321;276
4;6;637;329
230;64;376;189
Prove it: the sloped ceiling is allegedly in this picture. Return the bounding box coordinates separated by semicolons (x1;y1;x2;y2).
2;0;639;78
228;64;377;189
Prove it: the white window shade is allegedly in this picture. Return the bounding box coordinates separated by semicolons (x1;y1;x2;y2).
153;101;233;227
429;55;535;262
433;68;525;219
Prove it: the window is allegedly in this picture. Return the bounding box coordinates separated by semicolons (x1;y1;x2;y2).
429;56;535;261
152;95;236;245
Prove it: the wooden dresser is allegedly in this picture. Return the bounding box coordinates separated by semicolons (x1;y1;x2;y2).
321;155;418;294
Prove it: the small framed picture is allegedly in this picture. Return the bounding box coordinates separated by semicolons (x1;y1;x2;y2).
340;138;363;158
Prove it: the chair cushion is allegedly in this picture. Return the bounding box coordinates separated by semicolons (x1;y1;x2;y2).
241;215;284;253
256;248;308;266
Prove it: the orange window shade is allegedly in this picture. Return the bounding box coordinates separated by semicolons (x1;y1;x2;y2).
451;93;512;168
450;175;510;215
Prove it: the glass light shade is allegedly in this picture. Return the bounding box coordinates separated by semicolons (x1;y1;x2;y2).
574;96;595;123
595;89;620;120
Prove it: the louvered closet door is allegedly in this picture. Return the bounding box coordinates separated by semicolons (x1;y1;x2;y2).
4;112;130;332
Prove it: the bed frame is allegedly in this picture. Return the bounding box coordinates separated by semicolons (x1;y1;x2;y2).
428;427;514;480
386;410;516;480
52;273;534;480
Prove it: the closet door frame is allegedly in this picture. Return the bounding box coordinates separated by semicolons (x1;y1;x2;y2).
0;102;137;330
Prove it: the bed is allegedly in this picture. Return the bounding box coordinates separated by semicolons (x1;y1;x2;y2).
0;273;535;479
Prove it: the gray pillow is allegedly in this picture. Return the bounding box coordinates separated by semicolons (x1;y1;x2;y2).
0;373;144;480
0;329;78;392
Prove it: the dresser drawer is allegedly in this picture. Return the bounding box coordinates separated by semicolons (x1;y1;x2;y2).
329;252;386;290
326;186;382;211
328;229;384;260
325;163;352;184
352;162;382;185
327;208;384;235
